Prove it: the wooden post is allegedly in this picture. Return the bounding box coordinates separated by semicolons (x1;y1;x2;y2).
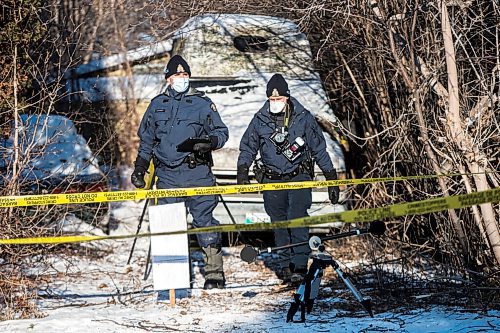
169;289;176;306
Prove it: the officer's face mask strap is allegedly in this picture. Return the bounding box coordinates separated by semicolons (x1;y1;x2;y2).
171;77;189;93
269;100;286;114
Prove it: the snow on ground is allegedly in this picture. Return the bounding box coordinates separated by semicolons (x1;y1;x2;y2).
1;201;498;333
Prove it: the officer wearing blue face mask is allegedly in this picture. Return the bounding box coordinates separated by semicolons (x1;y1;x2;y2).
237;74;340;285
131;55;229;289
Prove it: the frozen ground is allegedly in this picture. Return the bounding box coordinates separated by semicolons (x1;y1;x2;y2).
1;200;498;333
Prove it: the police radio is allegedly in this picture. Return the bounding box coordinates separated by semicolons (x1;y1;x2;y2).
282;137;305;162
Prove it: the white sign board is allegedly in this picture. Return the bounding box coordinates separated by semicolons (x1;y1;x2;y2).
149;203;190;291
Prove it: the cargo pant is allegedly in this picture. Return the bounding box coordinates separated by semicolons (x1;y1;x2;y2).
263;172;312;271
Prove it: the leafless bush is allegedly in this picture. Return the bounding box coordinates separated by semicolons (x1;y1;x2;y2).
287;0;500;275
0;1;112;318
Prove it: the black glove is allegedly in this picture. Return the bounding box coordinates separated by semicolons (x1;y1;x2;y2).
237;165;250;185
324;169;340;204
131;156;149;189
193;142;212;154
193;136;218;154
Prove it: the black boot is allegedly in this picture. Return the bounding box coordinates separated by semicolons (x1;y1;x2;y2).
203;275;226;290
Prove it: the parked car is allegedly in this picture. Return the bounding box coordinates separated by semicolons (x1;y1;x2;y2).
63;14;347;231
0;114;109;230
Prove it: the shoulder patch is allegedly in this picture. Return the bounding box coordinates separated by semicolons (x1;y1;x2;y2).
210;103;218;112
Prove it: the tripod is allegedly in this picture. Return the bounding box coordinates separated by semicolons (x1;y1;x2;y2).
240;221;385;323
286;248;373;322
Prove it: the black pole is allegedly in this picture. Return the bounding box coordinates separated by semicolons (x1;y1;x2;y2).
143;243;152;280
267;229;368;253
127;169;156;265
216;181;249;245
126;197;150;265
240;221;385;263
263;220;385;253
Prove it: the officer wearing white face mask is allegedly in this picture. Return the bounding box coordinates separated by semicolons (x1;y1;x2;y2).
131;55;229;290
237;74;340;285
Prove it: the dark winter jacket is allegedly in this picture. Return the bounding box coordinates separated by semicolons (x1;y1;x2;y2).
237;97;333;174
137;87;228;167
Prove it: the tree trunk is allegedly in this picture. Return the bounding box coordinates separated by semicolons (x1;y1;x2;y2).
12;45;19;194
440;1;500;265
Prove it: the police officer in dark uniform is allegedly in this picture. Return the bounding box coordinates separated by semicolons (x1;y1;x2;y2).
237;74;340;284
131;55;229;289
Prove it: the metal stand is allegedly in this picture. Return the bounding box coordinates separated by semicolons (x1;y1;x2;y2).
286;249;373;322
240;221;385;263
143;243;152;280
217;189;249;245
127;197;151;265
239;221;385;323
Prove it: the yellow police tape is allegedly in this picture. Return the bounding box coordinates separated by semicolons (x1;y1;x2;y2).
0;171;494;208
1;187;498;245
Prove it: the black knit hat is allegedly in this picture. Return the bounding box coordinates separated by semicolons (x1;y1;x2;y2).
164;55;191;79
266;74;290;98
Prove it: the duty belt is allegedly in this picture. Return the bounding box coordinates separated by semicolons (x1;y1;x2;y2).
264;167;301;180
155;153;211;169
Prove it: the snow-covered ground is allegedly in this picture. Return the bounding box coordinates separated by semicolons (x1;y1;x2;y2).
1;201;498;333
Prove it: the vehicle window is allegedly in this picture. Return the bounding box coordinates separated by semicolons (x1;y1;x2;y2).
233;36;269;53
